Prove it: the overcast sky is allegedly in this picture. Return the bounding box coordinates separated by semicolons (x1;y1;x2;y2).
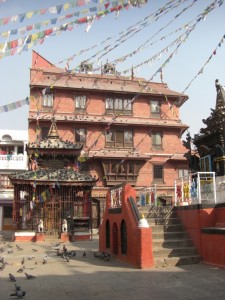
0;0;224;139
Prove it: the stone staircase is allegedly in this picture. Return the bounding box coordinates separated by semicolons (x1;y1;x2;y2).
139;206;201;268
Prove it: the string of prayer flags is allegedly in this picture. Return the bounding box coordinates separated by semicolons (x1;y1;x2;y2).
0;0;115;27
0;97;29;113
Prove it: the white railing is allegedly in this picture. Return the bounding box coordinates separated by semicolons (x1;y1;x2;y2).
0;154;28;170
174;172;217;206
138;185;157;206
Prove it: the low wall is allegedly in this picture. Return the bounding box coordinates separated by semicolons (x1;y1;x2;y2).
176;203;225;268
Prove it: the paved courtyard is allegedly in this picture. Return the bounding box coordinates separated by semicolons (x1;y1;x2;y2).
0;236;225;300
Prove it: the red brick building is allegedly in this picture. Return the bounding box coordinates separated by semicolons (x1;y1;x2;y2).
28;51;189;223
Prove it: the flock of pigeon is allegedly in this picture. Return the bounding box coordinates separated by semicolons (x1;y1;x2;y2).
0;239;112;298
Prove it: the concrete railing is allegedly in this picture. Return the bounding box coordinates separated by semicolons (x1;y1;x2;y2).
0;154;28;170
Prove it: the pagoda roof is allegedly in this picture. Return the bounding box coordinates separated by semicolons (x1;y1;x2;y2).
9;167;97;186
27;117;82;151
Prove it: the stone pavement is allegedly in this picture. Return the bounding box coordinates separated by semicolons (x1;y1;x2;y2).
0;236;225;300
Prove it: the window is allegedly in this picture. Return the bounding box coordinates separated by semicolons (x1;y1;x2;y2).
41;126;49;139
75;95;86;112
106;95;132;115
105;129;133;148
178;169;189;178
151;132;162;149
150;100;161;117
102;160;142;185
153;165;164;182
4;206;12;218
43;94;53;107
75;128;86;143
18;146;24;154
0;174;11;188
200;155;212;172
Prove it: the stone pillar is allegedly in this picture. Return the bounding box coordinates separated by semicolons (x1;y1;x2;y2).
137;215;154;269
14;146;18;155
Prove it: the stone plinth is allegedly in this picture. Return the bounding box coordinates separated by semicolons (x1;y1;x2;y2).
14;231;36;242
36;232;45;242
61;232;69;242
70;231;91;242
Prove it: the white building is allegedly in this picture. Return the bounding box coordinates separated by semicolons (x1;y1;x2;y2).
0;129;28;237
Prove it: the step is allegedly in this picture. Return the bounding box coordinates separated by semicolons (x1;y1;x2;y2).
154;255;201;268
148;217;181;225
151;224;184;233
153;238;194;248
147;211;177;218
153;247;198;257
152;231;189;240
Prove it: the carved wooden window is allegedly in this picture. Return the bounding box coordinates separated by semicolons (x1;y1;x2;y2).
151;131;163;150
106;95;132;115
153;164;164;182
75;95;86;112
105;129;133;148
150;99;161;117
102;160;142;185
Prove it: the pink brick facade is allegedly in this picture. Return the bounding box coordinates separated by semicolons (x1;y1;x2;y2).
28;51;189;215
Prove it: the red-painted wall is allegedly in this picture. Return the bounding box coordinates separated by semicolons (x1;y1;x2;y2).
99;184;154;269
177;205;225;268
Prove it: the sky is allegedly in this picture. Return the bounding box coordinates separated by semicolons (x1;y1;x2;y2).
0;0;224;140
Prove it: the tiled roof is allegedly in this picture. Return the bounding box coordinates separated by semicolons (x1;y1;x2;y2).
31;67;188;104
9;168;97;184
28;112;188;130
28;138;82;150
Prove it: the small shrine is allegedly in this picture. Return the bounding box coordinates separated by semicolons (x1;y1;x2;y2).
9;117;98;242
194;79;225;176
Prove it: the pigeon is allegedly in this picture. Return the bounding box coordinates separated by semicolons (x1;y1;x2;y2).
15;283;21;291
27;256;35;260
52;242;61;248
21;257;25;265
16;245;23;251
42;255;48;264
10;290;26;298
17;265;25;273
83;251;86;257
63;245;67;254
32;248;38;252
25;272;36;279
9;273;16;282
